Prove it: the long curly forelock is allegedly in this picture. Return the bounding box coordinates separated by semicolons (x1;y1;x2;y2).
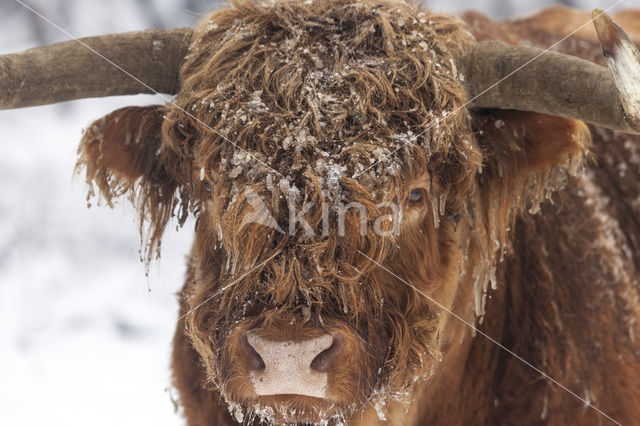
163;0;481;200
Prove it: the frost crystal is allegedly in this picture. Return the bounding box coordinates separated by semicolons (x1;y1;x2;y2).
326;163;346;192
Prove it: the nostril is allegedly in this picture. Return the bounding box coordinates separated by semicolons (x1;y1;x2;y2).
310;334;342;372
242;333;265;370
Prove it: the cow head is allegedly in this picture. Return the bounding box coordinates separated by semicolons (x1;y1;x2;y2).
3;0;639;423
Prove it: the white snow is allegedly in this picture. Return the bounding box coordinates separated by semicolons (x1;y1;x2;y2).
0;97;193;426
0;3;197;426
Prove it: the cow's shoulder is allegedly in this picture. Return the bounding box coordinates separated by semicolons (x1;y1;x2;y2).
510;7;640;46
462;7;640;62
460;10;521;44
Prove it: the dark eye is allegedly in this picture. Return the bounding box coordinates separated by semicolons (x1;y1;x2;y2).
203;181;212;192
409;188;426;205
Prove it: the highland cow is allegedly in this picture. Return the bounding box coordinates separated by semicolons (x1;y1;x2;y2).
2;0;640;425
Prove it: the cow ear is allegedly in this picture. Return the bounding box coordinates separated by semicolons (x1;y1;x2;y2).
474;110;590;176
78;105;167;198
473;110;590;217
76;105;188;261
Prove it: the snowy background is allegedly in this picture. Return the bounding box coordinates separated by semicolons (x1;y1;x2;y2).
0;0;634;425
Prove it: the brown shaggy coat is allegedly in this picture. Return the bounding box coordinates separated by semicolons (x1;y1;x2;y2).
76;1;640;425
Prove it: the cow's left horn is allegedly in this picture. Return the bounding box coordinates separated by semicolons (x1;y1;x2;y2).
0;28;193;109
462;10;640;134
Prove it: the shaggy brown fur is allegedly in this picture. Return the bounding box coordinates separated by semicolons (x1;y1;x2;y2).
76;1;640;425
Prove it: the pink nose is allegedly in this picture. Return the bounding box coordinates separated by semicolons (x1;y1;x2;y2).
241;331;342;398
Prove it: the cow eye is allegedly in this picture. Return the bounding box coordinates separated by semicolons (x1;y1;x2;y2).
409;188;426;205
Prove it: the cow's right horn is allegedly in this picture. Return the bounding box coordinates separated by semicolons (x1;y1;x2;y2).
0;28;193;110
461;10;640;135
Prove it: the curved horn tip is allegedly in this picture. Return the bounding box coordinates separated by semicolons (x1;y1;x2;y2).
592;9;623;56
592;9;640;127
